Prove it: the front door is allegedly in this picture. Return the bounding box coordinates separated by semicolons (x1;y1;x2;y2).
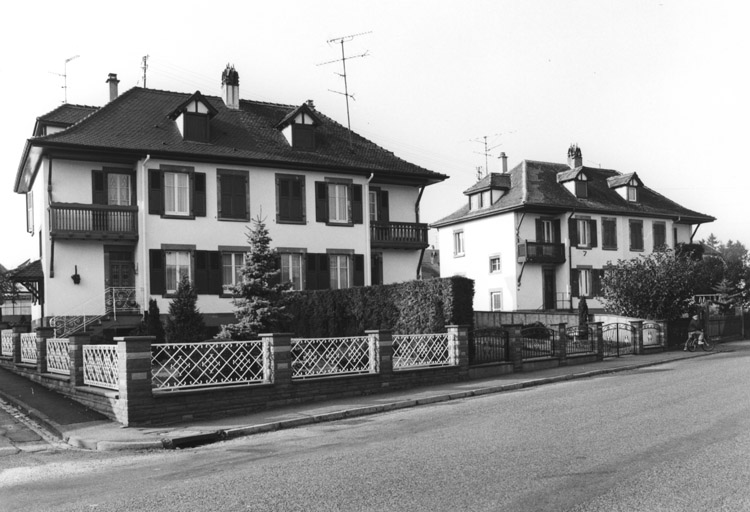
542;268;556;310
106;250;138;312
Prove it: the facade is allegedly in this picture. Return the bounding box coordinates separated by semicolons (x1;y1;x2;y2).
14;66;446;333
432;146;715;312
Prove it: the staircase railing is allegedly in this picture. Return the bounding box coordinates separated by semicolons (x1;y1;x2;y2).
51;287;141;338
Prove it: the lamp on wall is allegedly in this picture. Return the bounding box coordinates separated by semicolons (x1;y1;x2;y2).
71;266;81;285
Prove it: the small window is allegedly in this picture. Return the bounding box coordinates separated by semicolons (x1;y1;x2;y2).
107;174;131;206
369;190;378;221
629;219;644;251
329;254;351;289
578;269;592;298
164;172;190;216
490;291;503;311
281;253;305;290
575;180;588;198
221;252;244;294
489;255;501;273
627;186;639;202
454;230;465;257
328;183;350;224
165;251;192;294
292;124;315;151
542;220;554;243
183;112;210;142
577;219;591;247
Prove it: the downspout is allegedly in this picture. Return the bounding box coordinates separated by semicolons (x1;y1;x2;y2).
47;158;54;278
567;209;576;311
415;186;426;279
140;155;151;311
515;212;526;290
364;173;374;285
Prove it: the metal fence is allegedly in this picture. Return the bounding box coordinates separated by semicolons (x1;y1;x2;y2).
1;329;12;357
20;333;37;364
393;333;452;369
152;339;270;391
291;336;374;379
520;326;556;360
83;345;119;390
469;327;510;364
565;325;596;355
602;323;634;357
47;338;70;375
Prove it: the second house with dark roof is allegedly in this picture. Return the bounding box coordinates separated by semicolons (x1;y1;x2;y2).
14;65;447;337
431;145;714;313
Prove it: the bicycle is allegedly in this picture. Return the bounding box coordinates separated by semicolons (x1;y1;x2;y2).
685;332;714;352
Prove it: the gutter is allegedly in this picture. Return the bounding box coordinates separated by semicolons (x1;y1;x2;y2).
365;173;374;285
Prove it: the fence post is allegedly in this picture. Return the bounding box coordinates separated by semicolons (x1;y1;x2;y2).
446;325;470;376
114;336;154;426
68;333;91;386
261;333;293;387
631;320;644;355
367;329;392;376
35;326;54;374
507;324;524;371
589;322;604;361
556;323;568;365
12;326;26;365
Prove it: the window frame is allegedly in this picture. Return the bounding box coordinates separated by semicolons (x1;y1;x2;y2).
217;169;250;221
574;180;588;198
578;268;592;298
489;254;502;274
629;219;644;251
328;182;350;224
276;173;306;224
490;290;503;311
577;218;591;247
653;221;667;251
220;251;245;295
328;253;352;290
165;250;192;295
602;217;617;250
163;170;191;217
280;251;306;291
453;230;465;257
627;185;639;202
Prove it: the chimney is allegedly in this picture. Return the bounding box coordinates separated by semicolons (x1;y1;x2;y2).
106;73;120;102
499;152;508;173
221;64;240;110
567;144;582;169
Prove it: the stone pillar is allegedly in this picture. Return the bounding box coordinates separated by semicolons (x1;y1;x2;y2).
261;333;293;387
367;329;392;376
35;326;54;374
446;325;470;375
631;320;644;355
114;336;154;426
590;322;604;361
507;324;524;371
555;323;568;365
12;326;25;364
68;333;91;386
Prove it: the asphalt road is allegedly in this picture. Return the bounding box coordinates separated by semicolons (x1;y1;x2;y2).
2;343;749;512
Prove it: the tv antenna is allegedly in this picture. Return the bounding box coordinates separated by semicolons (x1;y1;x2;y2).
141;55;150;88
472;131;515;176
317;31;371;147
51;55;80;103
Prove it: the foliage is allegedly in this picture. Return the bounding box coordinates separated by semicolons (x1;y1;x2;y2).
165;274;206;343
281;276;474;337
134;299;166;342
600;250;701;320
217;216;291;340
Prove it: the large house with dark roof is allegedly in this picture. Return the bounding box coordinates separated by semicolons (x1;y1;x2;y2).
14;65;447;336
431;145;715;313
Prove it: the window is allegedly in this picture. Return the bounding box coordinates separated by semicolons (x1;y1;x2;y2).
571;267;603;299
107;174;131;206
222;252;244;294
629;220;644;251
577;219;591;247
165;251;191;294
291;124;316;150
281;253;304;290
315;180;363;225
536;218;560;243
575;180;588;198
93;169;136;206
369;187;389;223
542;220;554;243
490;291;503;311
578;268;592;297
454;230;465;256
276;174;306;223
569;218;597;248
217;170;249;221
148;167;206;218
328;183;349;223
602;218;617;250
164;172;190;216
653;222;667;251
26;191;34;234
369;190;378;221
489;255;502;273
627;186;639;202
329;254;350;289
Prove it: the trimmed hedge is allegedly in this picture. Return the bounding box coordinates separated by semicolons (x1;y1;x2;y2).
281;276;474;337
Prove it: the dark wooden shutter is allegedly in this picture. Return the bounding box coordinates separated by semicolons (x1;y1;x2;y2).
306;253;329;290
148;170;163;215
593;269;603;296
194;172;206;217
92;170;106;205
570;269;580;298
315;182;327;222
220;174;247;220
535;219;543;242
276;176;291;221
149;249;165;295
553;220;561;243
379;191;389;223
568;218;578;246
590;220;598;247
291;178;304;221
353;254;365;286
352;184;363;224
194;251;209;294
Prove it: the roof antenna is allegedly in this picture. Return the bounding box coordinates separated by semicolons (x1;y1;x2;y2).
141;55;150;88
317;31;371;148
51;55;80;103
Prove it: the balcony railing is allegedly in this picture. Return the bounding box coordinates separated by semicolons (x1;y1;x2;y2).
517;241;566;264
370;221;428;249
50;203;138;241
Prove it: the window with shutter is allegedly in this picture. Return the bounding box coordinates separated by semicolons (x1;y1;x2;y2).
276;174;306;223
629;220;644;251
602;218;617;250
217;170;249;221
148;166;203;219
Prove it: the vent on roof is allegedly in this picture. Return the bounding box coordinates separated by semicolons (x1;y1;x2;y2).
107;73;120;102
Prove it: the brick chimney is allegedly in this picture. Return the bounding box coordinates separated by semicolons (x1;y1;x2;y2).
222;64;240;110
499;152;508;173
106;73;120;102
567;144;582;169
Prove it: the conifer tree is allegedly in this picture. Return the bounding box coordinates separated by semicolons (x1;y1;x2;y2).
145;299;166;343
165;274;205;343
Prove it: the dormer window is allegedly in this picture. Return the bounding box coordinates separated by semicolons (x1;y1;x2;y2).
277;102;321;151
169;92;218;144
575;179;588;198
627;185;639;202
464;173;511;211
607;173;643;203
292;124;316;151
557;168;589;198
183;111;209;142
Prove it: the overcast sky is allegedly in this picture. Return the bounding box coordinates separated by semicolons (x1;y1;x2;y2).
2;0;748;269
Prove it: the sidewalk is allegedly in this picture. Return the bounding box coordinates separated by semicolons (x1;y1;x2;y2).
0;342;741;451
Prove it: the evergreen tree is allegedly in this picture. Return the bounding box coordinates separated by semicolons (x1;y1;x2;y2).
144;299;166;343
165;274;206;343
218;215;291;340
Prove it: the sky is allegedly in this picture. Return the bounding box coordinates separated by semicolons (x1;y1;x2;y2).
1;0;748;269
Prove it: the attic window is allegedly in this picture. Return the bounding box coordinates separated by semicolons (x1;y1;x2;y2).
627;185;639;202
184;112;210;143
277;103;321;151
292;124;316;151
575;180;588;198
170;92;218;143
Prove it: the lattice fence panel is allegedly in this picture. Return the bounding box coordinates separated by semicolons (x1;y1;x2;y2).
20;333;38;363
565;325;596;355
291;336;373;379
83;345;119;390
152;340;269;391
47;339;70;375
392;333;452;370
1;329;14;357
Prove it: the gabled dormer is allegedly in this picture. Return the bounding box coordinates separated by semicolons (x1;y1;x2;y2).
557;167;590;199
463;172;511;210
168;91;218;143
276;101;321;151
607;172;643;203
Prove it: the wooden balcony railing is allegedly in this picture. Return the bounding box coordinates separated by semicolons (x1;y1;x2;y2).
371;221;429;249
517;241;566;264
50;203;138;241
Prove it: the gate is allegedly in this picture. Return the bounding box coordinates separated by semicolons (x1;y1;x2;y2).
469;327;510;365
520;325;556;360
602;323;634;357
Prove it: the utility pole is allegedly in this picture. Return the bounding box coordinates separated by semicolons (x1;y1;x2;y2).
141;55;149;88
317;31;371;147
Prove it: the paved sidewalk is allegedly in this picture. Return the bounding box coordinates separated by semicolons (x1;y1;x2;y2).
0;342;742;451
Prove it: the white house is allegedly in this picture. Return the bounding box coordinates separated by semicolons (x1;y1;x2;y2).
14;66;447;335
431;145;715;313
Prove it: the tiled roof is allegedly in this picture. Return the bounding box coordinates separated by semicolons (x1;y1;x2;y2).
431;159;715;227
27;87;447;183
6;260;43;281
35;104;98;131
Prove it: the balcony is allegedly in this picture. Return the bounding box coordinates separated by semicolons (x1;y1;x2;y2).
50;203;138;241
517;241;566;264
370;221;429;250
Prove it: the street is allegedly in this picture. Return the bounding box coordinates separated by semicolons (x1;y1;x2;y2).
1;343;749;512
